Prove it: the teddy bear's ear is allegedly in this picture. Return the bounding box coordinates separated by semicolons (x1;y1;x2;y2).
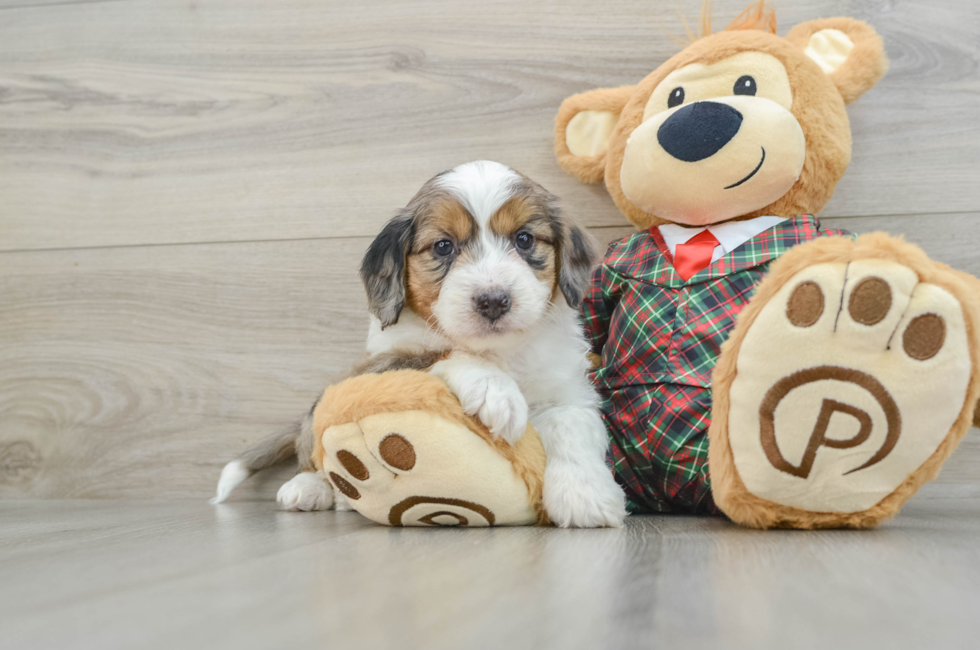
785;18;888;105
554;85;634;184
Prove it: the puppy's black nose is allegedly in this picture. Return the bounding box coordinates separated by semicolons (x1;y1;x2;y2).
473;291;511;321
657;101;743;162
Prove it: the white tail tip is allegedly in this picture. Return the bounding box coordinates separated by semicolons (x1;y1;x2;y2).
210;459;250;504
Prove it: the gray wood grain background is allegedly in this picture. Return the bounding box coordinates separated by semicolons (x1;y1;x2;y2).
1;0;978;500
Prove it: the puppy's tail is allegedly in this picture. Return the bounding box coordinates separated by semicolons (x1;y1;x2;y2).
209;422;301;504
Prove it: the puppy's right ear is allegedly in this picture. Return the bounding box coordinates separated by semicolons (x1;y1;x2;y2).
360;209;415;329
555;85;634;184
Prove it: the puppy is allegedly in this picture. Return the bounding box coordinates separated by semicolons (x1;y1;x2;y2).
212;161;626;528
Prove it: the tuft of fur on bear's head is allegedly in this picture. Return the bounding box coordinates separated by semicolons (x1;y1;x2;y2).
555;1;888;230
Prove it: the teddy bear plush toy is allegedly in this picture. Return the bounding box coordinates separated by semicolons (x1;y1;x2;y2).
554;1;980;528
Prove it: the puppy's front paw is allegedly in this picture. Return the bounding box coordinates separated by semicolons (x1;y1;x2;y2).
276;472;334;512
457;375;528;445
543;461;627;528
479;376;529;444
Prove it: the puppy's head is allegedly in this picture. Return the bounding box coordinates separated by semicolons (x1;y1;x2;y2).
360;161;598;351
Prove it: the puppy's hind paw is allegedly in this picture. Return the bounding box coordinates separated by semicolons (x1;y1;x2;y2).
276;472;334;512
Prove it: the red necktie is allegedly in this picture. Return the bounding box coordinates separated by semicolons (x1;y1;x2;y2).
672;229;720;280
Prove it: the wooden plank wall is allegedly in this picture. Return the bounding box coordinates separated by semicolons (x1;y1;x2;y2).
1;0;978;500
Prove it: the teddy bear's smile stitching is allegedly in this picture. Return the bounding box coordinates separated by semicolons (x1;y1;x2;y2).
724;146;766;189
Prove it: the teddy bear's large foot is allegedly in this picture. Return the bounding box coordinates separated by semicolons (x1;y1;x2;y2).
311;370;547;527
709;233;980;529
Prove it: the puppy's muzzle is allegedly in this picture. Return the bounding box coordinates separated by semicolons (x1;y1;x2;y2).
473;291;512;322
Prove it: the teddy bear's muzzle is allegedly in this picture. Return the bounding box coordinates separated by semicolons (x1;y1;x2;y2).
620;95;806;225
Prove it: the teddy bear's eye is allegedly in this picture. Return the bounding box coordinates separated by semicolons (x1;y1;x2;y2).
667;87;685;108
734;75;757;96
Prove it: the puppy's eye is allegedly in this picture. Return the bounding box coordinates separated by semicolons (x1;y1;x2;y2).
515;232;535;251
667;87;685;108
734;75;757;96
433;239;455;257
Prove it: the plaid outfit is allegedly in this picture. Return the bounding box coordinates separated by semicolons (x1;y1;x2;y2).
582;215;848;514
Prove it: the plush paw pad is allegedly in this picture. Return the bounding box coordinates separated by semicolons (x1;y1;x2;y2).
727;258;973;515
319;412;539;527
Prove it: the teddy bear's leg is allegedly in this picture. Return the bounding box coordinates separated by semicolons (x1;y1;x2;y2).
311;370;548;527
709;233;980;529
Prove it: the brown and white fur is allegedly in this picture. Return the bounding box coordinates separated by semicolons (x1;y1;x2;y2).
211;161;626;528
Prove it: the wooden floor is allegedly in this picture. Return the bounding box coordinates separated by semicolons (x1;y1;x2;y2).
4;499;980;650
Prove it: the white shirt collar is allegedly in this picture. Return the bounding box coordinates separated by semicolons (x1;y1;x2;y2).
657;215;787;263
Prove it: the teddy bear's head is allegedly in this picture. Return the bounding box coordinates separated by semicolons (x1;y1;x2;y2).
555;2;887;229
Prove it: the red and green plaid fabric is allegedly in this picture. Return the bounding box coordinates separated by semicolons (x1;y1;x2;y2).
582;215;848;514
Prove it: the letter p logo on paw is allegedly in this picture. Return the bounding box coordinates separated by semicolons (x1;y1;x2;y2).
758;366;901;480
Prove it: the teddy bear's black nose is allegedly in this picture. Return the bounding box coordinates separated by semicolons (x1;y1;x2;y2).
657;101;743;162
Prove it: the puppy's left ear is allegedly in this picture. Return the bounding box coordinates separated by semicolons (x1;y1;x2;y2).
359;209;414;329
556;217;600;309
786;18;888;104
